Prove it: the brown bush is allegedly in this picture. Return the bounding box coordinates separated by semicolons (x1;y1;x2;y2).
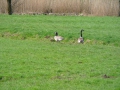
0;0;119;16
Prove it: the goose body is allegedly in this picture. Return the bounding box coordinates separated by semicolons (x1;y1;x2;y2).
78;37;84;43
54;32;63;41
78;30;84;43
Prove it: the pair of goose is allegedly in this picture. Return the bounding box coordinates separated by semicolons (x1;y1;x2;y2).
54;29;84;43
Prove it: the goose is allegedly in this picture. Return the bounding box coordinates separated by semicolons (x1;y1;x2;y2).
54;32;63;41
78;29;84;43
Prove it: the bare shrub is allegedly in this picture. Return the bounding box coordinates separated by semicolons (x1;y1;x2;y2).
0;0;119;16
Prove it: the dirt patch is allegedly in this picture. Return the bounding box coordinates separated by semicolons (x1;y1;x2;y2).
102;74;110;79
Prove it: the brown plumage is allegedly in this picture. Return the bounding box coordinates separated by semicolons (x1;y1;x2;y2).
54;32;63;41
78;30;84;43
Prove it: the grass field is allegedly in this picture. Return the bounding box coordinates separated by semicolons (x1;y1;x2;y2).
0;15;120;90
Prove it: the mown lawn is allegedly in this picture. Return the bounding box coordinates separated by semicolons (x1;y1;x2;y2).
0;15;120;90
0;15;120;46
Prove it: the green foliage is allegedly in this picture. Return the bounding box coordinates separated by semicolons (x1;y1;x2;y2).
0;15;120;90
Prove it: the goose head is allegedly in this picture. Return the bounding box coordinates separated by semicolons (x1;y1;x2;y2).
55;32;58;36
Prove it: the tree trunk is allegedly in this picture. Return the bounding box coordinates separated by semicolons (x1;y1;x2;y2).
7;0;12;15
119;0;120;16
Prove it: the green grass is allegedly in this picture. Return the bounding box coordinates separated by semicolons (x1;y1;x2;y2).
0;15;120;90
0;15;120;46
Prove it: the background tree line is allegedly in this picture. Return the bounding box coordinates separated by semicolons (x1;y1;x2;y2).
1;0;120;16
